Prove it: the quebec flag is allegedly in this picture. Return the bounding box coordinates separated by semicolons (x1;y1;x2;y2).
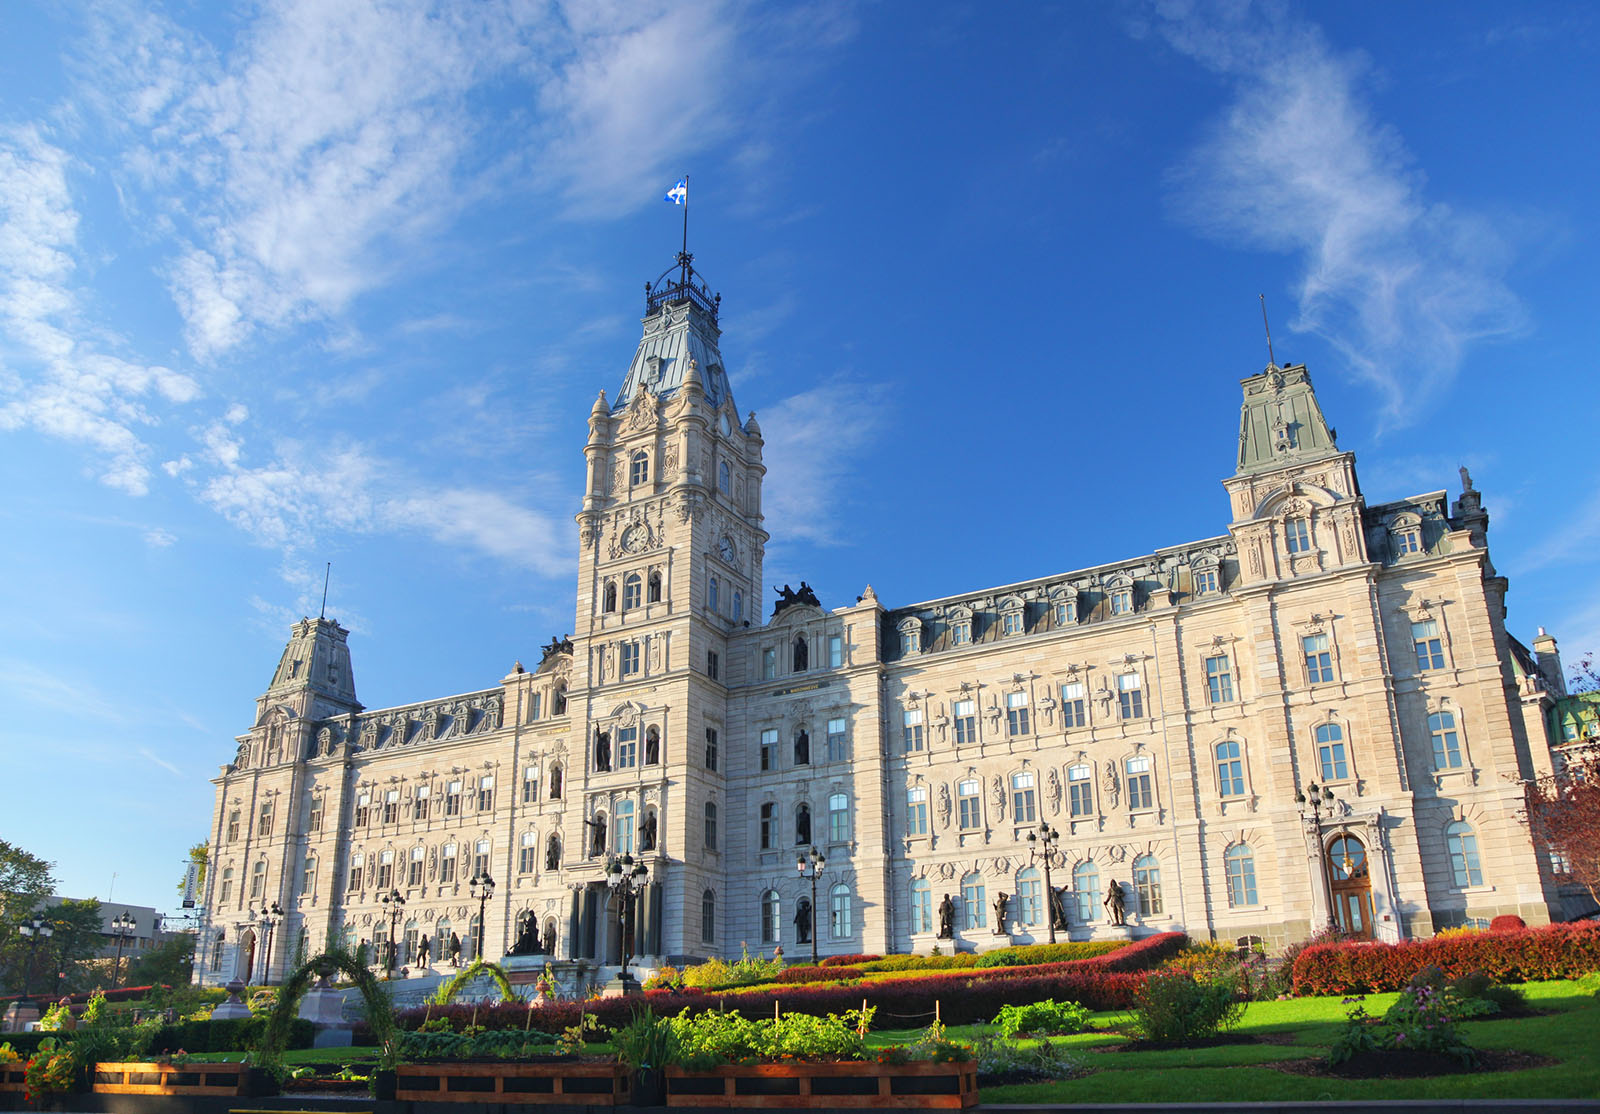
665;178;687;205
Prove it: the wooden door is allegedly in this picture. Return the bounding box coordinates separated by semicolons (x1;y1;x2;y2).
1327;834;1374;940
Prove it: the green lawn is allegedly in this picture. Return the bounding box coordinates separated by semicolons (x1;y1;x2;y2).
909;981;1600;1103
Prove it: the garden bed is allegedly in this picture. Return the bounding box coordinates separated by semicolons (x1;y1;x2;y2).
91;1061;270;1096
1277;1047;1559;1079
665;1060;978;1108
394;1060;631;1105
0;1067;23;1093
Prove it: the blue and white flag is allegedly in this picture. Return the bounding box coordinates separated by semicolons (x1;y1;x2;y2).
665;178;687;205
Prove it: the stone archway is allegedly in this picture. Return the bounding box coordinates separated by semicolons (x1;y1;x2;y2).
1327;833;1374;939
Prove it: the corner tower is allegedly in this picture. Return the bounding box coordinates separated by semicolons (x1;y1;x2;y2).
568;252;768;962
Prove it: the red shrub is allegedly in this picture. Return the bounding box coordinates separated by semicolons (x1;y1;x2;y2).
1490;914;1527;932
821;954;881;967
1292;922;1600;995
776;966;865;984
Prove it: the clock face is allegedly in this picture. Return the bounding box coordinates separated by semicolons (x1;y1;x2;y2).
621;526;645;554
718;536;736;563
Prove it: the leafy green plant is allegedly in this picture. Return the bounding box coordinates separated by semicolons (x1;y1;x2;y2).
82;989;110;1027
1128;971;1244;1044
1327;987;1477;1068
666;1006;873;1066
396;1029;556;1060
993;999;1091;1038
38;1000;72;1030
971;1035;1083;1082
23;1037;83;1099
612;1006;682;1071
554;1012;600;1056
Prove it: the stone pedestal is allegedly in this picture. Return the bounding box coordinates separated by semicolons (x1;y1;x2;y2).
298;974;353;1047
500;953;549;986
2;1001;40;1033
601;971;642;998
211;979;253;1021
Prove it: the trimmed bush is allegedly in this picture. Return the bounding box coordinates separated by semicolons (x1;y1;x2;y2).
820;954;881;967
1491;914;1528;932
1293;922;1600;995
775;965;866;984
858;953;982;972
973;940;1125;969
144;1016;315;1053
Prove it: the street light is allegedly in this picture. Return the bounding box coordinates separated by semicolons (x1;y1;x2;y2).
796;846;826;965
110;912;137;989
604;854;650;988
469;871;495;962
380;890;405;979
256;903;284;984
16;918;54;1007
1296;782;1339;929
1026;820;1063;944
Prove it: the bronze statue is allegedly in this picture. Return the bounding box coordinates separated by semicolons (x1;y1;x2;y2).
641;812;657;852
1104;880;1127;926
795;897;813;944
772;581;822;617
418;934;431;965
541;921;556;956
937;893;955;938
992;890;1010;932
448;932;462;966
1049;886;1069;931
508;916;541;956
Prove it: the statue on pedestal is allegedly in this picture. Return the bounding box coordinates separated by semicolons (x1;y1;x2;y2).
1104;880;1127;926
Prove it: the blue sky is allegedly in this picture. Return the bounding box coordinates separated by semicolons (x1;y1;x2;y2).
3;1;1597;912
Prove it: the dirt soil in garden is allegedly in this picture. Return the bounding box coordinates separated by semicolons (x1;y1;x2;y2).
1274;1047;1558;1079
1097;1032;1299;1052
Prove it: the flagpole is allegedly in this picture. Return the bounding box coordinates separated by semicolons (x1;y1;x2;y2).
680;174;690;288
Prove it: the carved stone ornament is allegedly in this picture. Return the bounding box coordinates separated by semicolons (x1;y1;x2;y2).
1047;769;1063;816
625;390;658;431
990;775;1006;820
1107;845;1127;864
991;855;1011;874
1103;761;1120;809
937;861;957;881
937;783;952;828
663;445;680;481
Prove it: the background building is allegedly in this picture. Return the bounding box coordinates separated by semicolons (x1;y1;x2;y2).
197;259;1570;985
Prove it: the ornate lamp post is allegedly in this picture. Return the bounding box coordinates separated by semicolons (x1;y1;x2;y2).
109;912;137;989
1296;782;1339;929
254;903;284;984
16;918;54;1007
604;854;650;991
469;871;495;962
796;846;826;966
1026;820;1063;944
380;890;405;978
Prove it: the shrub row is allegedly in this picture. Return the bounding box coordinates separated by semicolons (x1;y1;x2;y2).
820;954;881;967
972;940;1125;968
774;965;866;984
859;954;981;972
1293;922;1600;995
0;1017;314;1057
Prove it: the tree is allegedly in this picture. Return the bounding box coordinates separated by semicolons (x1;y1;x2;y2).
0;840;57;996
176;842;208;902
1524;741;1600;905
124;935;195;988
46;899;106;994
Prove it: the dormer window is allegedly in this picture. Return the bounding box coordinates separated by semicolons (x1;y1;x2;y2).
1110;589;1132;616
1194;567;1219;595
1055;598;1077;625
1002;610;1023;635
898;618;922;655
1393;527;1421;555
951;619;971;645
1286;518;1312;554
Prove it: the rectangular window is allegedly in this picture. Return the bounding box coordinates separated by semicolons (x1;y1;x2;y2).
308;798;323;832
1118;672;1144;719
907;787;928;836
519;834;537;874
1061;682;1086;728
1055;599;1076;625
911;885;933;933
760;728;778;771
473;840;490;879
1126;756;1154;810
408;847;424;887
762;648;776;680
1006;691;1030;736
705;727;719;771
961;876;986;930
1068;764;1093;816
414;786;429;820
953;699;977;744
617;726;638;768
827;717;848;762
951;620;971;645
760;802;775;849
477;777;494;812
1394;528;1421;554
1017;874;1042;925
258;802;274;837
829;793;849;843
706;650;719;681
1429;712;1462;770
226;810;240;841
530;692;542;721
376;851;394;891
440;846;456;883
1317;724;1349;781
383;790;399;824
1303;633;1334;683
828;635;843;668
957;780;981;829
445;780;462;816
303;857;316;894
1002;611;1022;635
1011;771;1037;823
1205;655;1234;704
1413;619;1446;671
1111;589;1132;615
355;793;370;827
1194;568;1218;594
621;641;640;677
347;855;362;892
1286;518;1312;554
902;708;924;752
522;772;537;804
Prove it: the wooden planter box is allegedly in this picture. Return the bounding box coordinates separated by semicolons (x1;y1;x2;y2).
665;1060;978;1109
395;1061;632;1105
91;1061;258;1096
0;1065;25;1093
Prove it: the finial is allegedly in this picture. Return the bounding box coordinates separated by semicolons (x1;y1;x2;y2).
1259;294;1277;369
1459;466;1474;493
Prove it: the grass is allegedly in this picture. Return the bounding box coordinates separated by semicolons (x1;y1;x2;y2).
938;980;1600;1102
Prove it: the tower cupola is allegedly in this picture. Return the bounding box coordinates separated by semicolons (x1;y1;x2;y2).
617;253;733;412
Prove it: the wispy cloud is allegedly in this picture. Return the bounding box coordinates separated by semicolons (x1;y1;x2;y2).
0;127;201;494
1141;1;1524;421
760;375;887;549
137;747;184;777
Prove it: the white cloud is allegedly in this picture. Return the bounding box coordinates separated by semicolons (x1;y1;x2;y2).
144;527;177;547
0;126;201;495
1145;1;1524;421
760;376;887;548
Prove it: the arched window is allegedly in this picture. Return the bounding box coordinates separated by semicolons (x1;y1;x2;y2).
1445;821;1483;888
603;582;617;613
549;762;563;799
1016;867;1042;925
733;591;743;622
1316;723;1348;780
250;860;267;900
793;635;809;672
1430;711;1463;770
829;883;852;939
630;449;649;487
708;576;719;612
829;793;849;842
718;460;730;493
701;889;716;943
403;918;419;964
1224;845;1258;907
704;801;718;850
761;890;781;945
910;878;934;934
616;800;635;855
513;910;534;951
1133;854;1163;916
623;573;642;610
1215;739;1245;797
647;571;662;603
467;914;482;961
1072;861;1099;923
794;803;811;845
960;872;986;930
220;866;234;904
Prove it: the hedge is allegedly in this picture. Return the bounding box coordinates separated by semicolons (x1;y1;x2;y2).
820;954;881;967
1293;922;1600;995
0;1017;313;1057
775;965;866;984
973;940;1126;968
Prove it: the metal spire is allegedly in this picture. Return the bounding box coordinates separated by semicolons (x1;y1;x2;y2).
1259;294;1277;368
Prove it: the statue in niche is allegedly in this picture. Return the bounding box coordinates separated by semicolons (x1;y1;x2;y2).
937;784;952;828
1048;769;1063;816
541;921;556;955
549;765;564;799
794;729;810;765
1104;880;1128;926
595;730;611;772
545;836;561;871
1050;886;1069;931
795;897;813;944
645;728;660;765
590;816;607;857
1103;761;1120;809
795;805;812;845
641;812;657;852
992;891;1010;932
991;775;1006;821
937;894;955;939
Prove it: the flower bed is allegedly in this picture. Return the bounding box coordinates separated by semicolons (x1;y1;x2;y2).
665;1060;977;1109
1293;922;1600;995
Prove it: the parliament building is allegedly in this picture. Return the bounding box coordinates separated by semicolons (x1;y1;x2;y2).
198;256;1574;985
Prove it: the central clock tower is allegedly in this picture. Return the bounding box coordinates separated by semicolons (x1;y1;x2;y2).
566;253;767;962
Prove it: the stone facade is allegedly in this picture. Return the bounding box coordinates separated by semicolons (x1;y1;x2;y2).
197;266;1570;985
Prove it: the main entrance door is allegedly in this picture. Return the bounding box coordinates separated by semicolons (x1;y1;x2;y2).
1327;833;1373;940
